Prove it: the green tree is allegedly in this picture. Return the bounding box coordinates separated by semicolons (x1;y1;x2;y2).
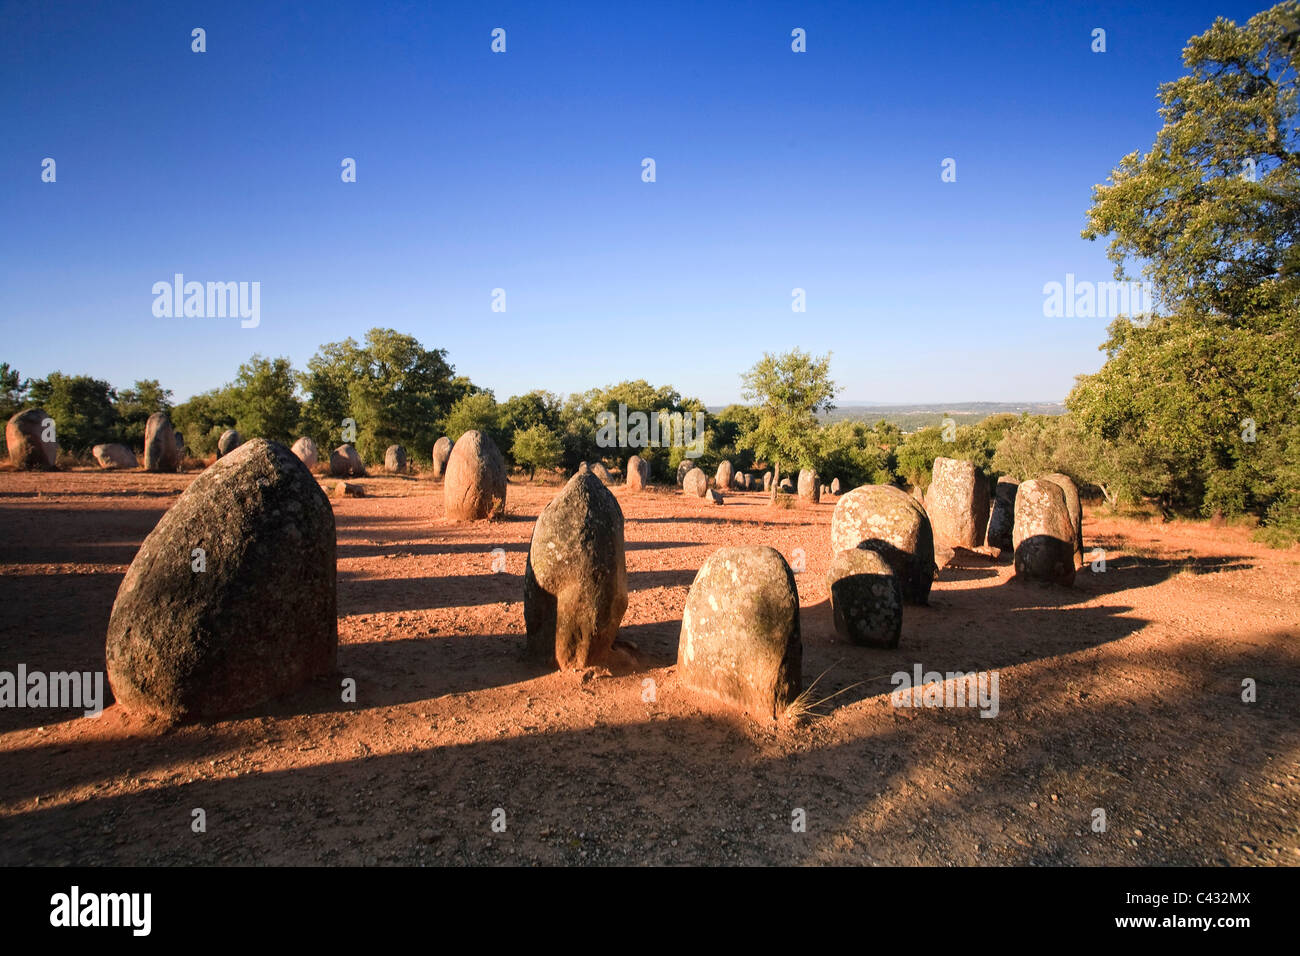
444;391;501;444
225;356;300;444
0;363;28;420
499;390;562;465
172;389;236;457
299;329;462;462
1077;2;1300;536
114;380;173;448
26;372;119;454
739;349;839;476
511;424;563;480
818;419;896;489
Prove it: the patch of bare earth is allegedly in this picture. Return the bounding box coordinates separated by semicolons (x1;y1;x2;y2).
0;469;1296;865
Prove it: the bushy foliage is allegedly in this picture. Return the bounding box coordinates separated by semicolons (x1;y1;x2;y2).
1076;2;1300;539
511;424;564;479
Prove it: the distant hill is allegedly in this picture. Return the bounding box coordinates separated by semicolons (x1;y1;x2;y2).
708;401;1067;433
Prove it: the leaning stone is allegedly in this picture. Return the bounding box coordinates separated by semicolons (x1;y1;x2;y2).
678;546;801;720
831;484;936;605
827;548;903;648
105;439;337;720
705;488;724;505
524;465;628;668
1013;479;1076;585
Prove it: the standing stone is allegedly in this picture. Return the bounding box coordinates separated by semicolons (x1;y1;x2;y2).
93;443;137;469
1042;472;1084;565
741;473;753;490
779;477;794;493
763;470;773;492
831;484;936;605
830;478;841;495
1013;479;1076;585
444;429;507;520
820;484;829;497
384;444;407;473
330;443;365;477
524;465;628;668
827;548;903;648
5;409;58;470
625;454;650;491
291;437;319;469
986;477;1019;552
105;439;337;720
705;488;724;505
676;459;693;487
587;461;613;485
926;457;991;549
683;467;708;497
798;469;819;502
143;412;179;472
678;546;801;720
715;460;733;491
217;429;242;458
431;437;453;479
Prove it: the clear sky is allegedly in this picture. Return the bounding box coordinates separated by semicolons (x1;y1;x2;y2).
0;0;1270;406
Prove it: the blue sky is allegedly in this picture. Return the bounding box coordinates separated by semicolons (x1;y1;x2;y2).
0;0;1271;405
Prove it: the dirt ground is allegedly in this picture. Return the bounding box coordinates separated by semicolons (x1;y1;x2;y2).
0;468;1297;866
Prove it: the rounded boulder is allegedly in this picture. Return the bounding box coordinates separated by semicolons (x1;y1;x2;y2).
827;548;903;648
625;454;650;491
678;546;802;720
105;439;337;720
1013;479;1076;586
831;484;936;605
291;437;319;469
330;444;365;477
217;429;242;458
444;429;507;520
715;460;733;491
384;444;408;473
93;443;137;470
